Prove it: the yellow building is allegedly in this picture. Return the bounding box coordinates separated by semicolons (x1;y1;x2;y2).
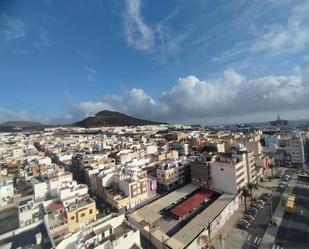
66;196;97;232
105;190;130;210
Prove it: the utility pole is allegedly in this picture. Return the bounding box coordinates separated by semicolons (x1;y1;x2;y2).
148;220;152;249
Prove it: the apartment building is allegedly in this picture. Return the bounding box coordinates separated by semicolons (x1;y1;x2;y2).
56;214;141;249
190;160;211;188
289;136;305;166
33;171;73;202
211;150;256;194
244;140;263;167
18;198;42;227
71;154;95;182
97;166;156;211
44;194;97;243
114;172;148;209
65;195;96;232
0;176;14;207
156;157;190;191
157;150;179;162
191;150;255;195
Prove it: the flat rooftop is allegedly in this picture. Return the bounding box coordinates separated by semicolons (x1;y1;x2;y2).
130;184;199;224
165;193;235;248
129;184;235;249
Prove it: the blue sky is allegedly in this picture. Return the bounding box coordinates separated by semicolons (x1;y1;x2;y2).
1;0;309;124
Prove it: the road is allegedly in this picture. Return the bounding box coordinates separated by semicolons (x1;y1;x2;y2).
242;186;284;249
242;170;293;249
273;179;309;249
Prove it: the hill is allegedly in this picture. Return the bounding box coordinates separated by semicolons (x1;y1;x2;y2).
0;121;45;132
74;110;166;128
0;121;45;128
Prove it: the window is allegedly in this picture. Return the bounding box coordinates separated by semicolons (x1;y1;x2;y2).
71;216;75;220
89;209;93;214
81;213;85;217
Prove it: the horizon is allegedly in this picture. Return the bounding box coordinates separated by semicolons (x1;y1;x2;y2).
1;110;308;127
1;0;309;125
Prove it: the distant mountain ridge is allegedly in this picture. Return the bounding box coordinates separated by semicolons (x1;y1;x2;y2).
0;110;166;131
74;110;166;127
0;121;44;128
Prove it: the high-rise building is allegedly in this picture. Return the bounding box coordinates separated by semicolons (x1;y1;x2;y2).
289;137;305;166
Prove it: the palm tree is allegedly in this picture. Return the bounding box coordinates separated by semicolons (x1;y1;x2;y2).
242;186;251;211
269;164;274;179
197;235;214;249
247;183;254;205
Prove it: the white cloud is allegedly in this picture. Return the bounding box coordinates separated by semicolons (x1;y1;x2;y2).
73;101;112;119
67;64;309;124
0;107;29;122
122;0;186;57
0;15;26;41
252;1;309;52
3;65;309;125
123;0;155;50
125;88;157;118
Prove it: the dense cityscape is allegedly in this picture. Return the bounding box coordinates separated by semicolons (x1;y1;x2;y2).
1;0;309;248
0;116;308;249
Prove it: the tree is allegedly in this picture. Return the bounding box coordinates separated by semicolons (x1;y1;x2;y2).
242;187;251;211
269;164;274;178
197;235;214;249
247;183;254;205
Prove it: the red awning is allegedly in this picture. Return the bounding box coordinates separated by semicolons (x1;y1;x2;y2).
170;189;214;219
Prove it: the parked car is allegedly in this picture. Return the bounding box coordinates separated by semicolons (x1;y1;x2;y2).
251;203;263;210
261;192;272;197
255;199;266;205
259;196;270;202
238;218;251;226
245;210;257;217
246;207;258;216
243;216;255;224
236;222;249;230
244;214;255;221
278;184;285;189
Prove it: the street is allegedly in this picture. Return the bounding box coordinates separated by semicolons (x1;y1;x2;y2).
273;179;309;249
242;184;285;249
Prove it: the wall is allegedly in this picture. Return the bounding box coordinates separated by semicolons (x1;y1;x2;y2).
67;201;96;233
33;181;48;202
186;194;240;249
0;178;14;207
210;163;237;194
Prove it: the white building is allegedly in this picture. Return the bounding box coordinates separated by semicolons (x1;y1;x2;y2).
289;136;305;166
18;198;42;227
0;176;14;207
209;151;255;194
56;214;141;249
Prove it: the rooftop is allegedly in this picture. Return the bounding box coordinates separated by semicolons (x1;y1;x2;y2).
165;193;235;248
130;184;199;224
0;223;52;249
170;189;215;219
66;196;94;211
113;222;134;239
48;201;64;212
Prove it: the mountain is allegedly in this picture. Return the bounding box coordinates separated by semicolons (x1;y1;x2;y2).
0;121;45;132
74;110;166;128
0;121;45;128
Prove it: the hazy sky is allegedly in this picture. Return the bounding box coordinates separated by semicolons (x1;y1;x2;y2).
1;0;309;125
